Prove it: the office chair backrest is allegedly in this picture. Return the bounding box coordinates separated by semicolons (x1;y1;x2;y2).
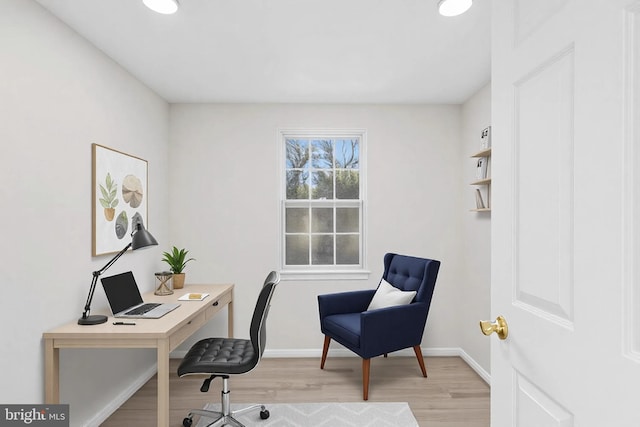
382;253;440;309
250;271;280;360
263;270;279;286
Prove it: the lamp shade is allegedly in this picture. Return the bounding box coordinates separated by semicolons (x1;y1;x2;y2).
143;0;179;14
131;224;158;250
438;0;473;16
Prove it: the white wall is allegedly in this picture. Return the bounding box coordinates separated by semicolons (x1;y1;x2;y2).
460;83;492;377
168;103;466;355
0;1;169;426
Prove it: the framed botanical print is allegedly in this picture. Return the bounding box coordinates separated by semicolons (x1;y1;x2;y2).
92;144;148;256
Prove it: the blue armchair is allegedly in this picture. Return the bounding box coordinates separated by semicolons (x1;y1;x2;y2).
318;253;441;400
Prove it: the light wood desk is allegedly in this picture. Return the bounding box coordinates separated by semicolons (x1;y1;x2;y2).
43;284;234;427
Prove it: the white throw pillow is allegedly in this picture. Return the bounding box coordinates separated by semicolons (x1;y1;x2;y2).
367;279;417;311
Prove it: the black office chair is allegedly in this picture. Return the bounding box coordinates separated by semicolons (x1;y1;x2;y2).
177;271;280;427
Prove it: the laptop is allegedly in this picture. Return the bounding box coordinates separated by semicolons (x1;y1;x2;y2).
101;271;180;319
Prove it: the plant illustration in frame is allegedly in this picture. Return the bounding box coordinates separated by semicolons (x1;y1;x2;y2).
98;172;119;221
92;144;148;256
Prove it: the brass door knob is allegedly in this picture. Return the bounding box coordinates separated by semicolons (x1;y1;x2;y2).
479;315;509;340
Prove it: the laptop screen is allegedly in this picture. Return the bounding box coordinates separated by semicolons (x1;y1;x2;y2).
101;271;144;314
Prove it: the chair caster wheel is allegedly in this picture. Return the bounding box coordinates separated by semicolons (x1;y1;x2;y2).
182;417;193;427
260;409;270;419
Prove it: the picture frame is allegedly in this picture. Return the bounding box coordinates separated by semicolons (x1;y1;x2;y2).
476;157;488;180
480;126;492;149
92;143;148;256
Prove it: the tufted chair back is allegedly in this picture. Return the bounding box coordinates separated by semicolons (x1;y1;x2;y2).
382;252;440;309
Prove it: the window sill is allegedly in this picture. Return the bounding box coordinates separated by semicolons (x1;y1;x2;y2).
279;269;371;281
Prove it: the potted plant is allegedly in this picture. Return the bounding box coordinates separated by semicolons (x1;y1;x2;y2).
98;172;118;221
161;246;195;289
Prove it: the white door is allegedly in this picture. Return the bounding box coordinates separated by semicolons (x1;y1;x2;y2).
490;0;640;425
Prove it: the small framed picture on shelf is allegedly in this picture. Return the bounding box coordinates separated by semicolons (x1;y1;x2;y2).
481;126;491;149
476;157;488;180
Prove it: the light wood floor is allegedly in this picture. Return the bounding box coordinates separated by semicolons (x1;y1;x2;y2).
102;356;489;427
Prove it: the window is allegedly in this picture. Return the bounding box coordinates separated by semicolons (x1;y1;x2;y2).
280;129;368;280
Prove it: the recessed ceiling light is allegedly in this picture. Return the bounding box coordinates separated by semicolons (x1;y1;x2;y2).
438;0;473;17
143;0;179;15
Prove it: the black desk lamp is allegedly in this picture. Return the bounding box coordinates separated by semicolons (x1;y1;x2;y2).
78;223;158;325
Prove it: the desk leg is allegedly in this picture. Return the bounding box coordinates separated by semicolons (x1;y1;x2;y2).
44;339;59;403
157;339;170;427
228;296;234;337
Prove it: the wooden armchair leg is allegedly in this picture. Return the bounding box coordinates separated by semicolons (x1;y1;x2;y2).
362;358;370;400
413;345;427;377
320;335;331;369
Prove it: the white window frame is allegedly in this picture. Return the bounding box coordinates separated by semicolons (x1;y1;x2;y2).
278;128;369;281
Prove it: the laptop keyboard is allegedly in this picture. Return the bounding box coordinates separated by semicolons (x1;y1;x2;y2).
125;303;161;316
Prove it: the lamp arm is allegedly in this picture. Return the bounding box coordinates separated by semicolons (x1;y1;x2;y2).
81;242;132;319
95;242;132;276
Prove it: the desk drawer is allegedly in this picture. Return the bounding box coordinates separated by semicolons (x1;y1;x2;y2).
205;291;232;320
170;311;206;350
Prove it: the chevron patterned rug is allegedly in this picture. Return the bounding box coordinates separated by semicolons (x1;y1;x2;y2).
194;402;418;426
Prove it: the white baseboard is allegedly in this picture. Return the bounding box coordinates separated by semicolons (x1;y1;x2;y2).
170;346;462;360
172;346;490;385
84;364;158;427
458;348;490;384
261;347;490;385
170;350;188;359
260;346;462;358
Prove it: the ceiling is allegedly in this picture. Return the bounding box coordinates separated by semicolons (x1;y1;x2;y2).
33;0;491;104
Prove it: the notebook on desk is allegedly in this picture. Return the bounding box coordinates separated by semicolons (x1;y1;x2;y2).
101;271;180;319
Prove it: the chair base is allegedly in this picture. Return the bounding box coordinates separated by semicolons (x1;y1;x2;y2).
183;405;269;427
182;377;269;427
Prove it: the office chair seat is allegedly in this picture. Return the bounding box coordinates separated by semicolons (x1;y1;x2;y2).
177;271;279;427
178;338;256;376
